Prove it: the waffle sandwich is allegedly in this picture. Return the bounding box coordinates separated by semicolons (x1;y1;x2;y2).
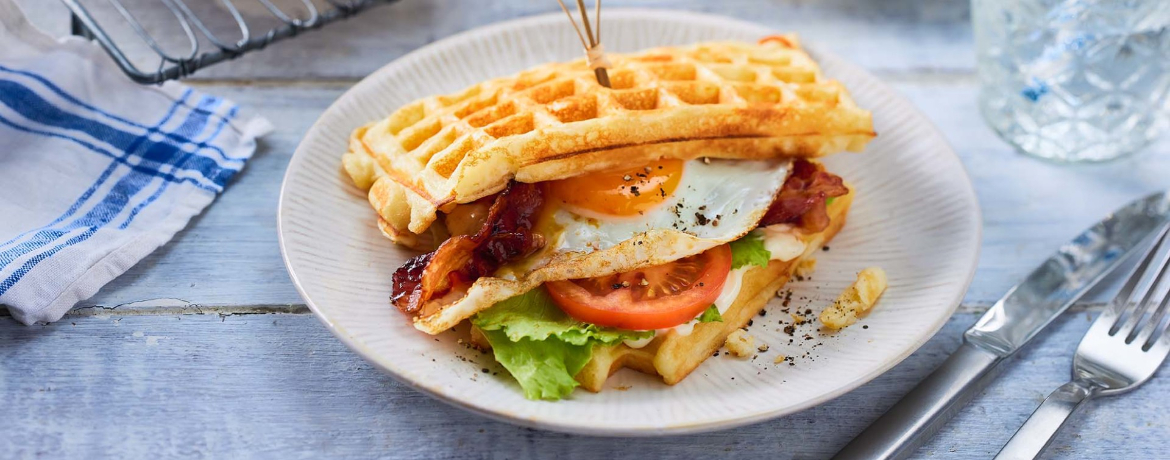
343;36;873;399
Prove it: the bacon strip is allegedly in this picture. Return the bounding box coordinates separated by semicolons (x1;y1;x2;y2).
391;182;545;315
759;160;848;233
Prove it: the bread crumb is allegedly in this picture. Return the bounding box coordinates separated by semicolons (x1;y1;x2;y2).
790;313;806;324
773;354;787;364
795;258;817;278
757;343;770;352
724;329;755;357
821;267;888;329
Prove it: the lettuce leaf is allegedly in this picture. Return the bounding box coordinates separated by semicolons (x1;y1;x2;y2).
472;288;653;400
697;304;723;323
729;231;771;269
477;329;593;400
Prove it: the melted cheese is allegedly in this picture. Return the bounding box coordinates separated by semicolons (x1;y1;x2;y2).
761;224;806;262
621;335;655;349
712;267;748;314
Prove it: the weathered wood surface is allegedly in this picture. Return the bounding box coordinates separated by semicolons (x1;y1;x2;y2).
4;0;1170;458
2;311;1166;459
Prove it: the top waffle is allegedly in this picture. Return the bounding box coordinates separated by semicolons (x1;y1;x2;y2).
344;36;875;241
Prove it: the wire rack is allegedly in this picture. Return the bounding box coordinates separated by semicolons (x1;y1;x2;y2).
62;0;398;84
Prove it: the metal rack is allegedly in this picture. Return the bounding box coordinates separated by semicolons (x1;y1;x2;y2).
62;0;397;84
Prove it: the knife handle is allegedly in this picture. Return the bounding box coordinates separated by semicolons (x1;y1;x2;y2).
832;341;1003;460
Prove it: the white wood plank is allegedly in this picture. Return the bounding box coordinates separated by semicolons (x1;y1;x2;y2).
1;311;1166;458
66;80;1170;311
16;0;974;80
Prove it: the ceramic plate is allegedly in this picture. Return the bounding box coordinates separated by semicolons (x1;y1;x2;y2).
278;9;981;435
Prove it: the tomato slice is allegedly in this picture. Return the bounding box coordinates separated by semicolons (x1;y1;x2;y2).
545;245;733;330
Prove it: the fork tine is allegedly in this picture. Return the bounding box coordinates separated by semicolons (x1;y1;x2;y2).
1142;262;1170;350
1125;241;1170;343
1104;225;1170;332
1109;226;1170;338
1150;311;1170;353
1137;290;1170;350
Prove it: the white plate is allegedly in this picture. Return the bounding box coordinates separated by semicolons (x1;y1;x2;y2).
278;9;981;435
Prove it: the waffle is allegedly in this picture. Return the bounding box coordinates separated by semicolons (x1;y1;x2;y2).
344;36;875;241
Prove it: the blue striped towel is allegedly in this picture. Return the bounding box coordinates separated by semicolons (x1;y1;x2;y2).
0;1;272;324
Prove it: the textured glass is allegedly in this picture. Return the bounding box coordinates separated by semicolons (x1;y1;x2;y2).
974;0;1170;162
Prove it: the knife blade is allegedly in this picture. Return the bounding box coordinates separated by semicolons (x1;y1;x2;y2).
833;191;1170;460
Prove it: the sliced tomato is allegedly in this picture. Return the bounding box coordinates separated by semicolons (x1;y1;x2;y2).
545;245;733;330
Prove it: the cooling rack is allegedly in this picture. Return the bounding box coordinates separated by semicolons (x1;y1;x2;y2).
61;0;397;83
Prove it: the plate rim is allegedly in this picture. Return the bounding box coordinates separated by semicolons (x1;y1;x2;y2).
277;7;984;436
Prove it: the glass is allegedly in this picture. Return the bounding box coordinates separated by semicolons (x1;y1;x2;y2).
973;0;1170;162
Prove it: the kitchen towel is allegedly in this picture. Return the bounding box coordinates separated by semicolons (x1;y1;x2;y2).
0;0;272;324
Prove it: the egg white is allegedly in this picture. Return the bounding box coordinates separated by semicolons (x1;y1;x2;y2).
552;158;791;255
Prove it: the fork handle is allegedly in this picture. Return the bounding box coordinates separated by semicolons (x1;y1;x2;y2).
995;379;1098;460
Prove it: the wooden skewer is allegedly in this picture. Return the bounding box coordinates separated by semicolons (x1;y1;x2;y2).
555;0;610;87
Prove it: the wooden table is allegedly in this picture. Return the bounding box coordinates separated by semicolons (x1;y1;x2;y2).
5;1;1168;458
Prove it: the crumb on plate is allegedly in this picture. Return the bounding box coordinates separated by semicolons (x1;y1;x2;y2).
820;267;887;329
724;329;755;357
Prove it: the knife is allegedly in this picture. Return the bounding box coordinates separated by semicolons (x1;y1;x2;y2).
833;191;1170;460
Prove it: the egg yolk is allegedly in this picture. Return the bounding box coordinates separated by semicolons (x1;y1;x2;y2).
546;159;684;216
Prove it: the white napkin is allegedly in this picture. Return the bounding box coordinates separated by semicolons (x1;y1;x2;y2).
0;1;272;325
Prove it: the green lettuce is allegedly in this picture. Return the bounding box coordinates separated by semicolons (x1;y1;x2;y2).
472;288;653;400
697;305;723;323
729;231;771;269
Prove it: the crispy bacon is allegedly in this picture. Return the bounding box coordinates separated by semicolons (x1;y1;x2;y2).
391;182;545;315
759;160;848;233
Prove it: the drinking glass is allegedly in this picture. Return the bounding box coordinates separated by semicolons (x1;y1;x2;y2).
973;0;1170;162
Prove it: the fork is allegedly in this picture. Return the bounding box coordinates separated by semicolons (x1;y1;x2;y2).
995;223;1170;460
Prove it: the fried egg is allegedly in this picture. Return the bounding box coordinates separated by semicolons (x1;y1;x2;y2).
414;157;792;334
546;158;791;256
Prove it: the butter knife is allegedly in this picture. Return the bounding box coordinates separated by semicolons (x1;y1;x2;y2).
833;191;1170;460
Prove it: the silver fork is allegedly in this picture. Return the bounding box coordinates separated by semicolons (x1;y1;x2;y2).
996;223;1170;460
